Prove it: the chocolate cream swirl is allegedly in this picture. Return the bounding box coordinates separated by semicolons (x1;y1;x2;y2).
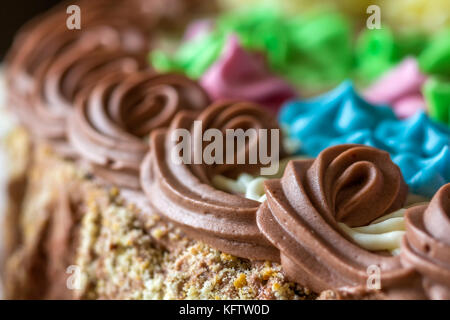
6;0;152;105
140;101;282;261
69;71;210;189
401;183;450;299
6;1;151;156
32;46;147;136
256;144;425;298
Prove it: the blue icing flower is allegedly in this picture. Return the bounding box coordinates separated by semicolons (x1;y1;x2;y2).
393;146;449;196
375;112;450;196
375;112;450;157
280;80;395;155
280;80;450;197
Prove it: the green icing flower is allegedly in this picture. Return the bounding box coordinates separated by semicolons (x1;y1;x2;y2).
419;28;450;76
423;77;450;126
151;31;226;79
282;13;352;88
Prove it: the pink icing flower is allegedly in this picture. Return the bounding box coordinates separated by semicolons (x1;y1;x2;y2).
200;35;297;112
364;57;427;118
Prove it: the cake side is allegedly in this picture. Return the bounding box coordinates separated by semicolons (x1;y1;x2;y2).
0;123;30;299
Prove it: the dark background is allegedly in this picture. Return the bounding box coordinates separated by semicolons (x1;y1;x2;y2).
0;0;62;60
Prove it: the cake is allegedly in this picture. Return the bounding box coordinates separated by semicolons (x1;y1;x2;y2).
1;0;449;300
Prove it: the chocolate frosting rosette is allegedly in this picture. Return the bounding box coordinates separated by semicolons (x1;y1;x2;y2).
69;71;210;189
6;3;151;156
140;100;283;261
256;144;425;299
401;183;450;299
6;0;151;105
28;48;148;155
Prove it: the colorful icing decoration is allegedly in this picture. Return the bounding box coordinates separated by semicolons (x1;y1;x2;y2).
280;80;397;154
151;9;352;89
200;35;297;112
151;30;224;79
364;57;427;118
419;28;450;76
381;113;450;197
233;10;353;88
401;183;450;299
280;80;450;197
423;77;450;126
355;28;427;84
